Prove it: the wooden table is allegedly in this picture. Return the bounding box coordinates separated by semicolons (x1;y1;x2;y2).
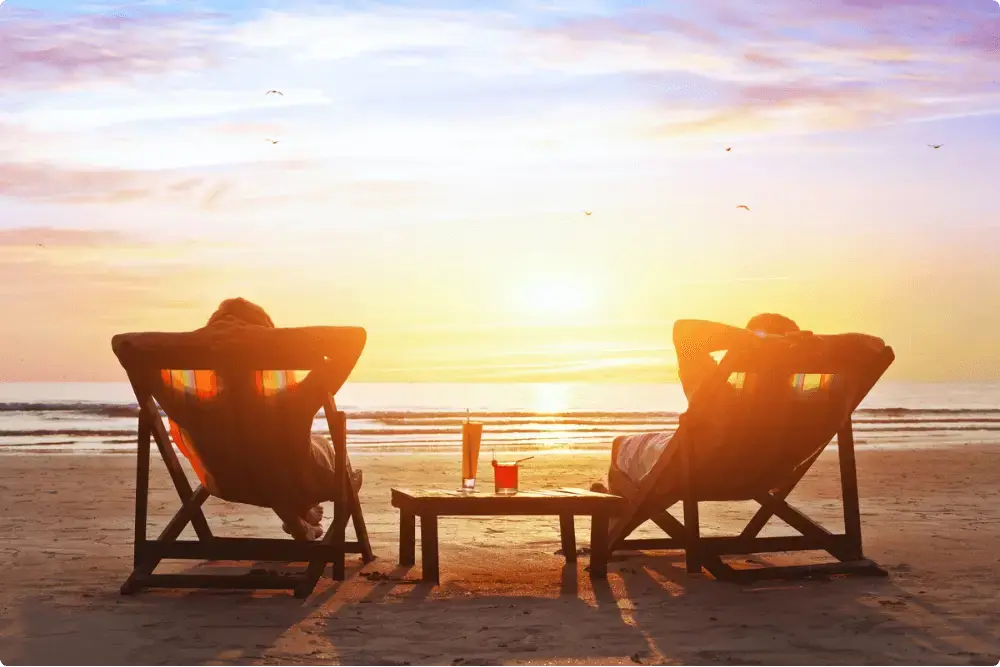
390;487;626;584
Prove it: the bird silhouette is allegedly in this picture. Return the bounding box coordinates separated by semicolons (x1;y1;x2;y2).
725;147;732;152
584;211;592;216
928;144;943;149
265;138;279;144
736;205;750;211
265;90;283;96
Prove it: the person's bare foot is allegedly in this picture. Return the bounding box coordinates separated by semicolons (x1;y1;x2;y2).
304;505;324;525
281;518;323;541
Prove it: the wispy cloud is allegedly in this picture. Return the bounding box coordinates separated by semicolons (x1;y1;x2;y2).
0;157;335;205
0;226;129;248
0;6;228;91
529;0;1000;136
0;161;229;205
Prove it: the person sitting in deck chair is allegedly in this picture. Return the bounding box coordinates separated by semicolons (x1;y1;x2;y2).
205;297;362;541
592;313;801;494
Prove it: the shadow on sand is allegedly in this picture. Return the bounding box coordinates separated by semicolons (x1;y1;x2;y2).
4;550;997;666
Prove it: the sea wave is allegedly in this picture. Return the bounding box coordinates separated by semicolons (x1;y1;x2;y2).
3;399;1000;454
3;401;1000;419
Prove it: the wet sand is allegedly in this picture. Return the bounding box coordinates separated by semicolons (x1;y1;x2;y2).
1;446;999;665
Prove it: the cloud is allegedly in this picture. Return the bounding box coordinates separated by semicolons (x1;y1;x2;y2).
0;159;311;206
0;161;213;205
743;52;789;69
0;159;437;214
0;226;130;248
0;6;228;90
528;0;1000;136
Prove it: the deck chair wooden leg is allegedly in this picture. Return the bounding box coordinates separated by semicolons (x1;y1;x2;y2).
345;458;374;564
144;398;212;541
132;413;151;569
680;436;701;574
297;497;350;597
683;499;701;574
122;415;153;595
330;500;349;581
122;485;210;595
837;418;864;561
326;402;374;568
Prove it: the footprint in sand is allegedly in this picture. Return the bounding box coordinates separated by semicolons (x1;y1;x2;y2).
878;599;906;607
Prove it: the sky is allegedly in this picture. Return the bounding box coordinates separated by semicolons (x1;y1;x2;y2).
1;0;999;383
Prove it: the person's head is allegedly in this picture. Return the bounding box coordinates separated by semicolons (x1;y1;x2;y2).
746;312;799;336
207;297;275;328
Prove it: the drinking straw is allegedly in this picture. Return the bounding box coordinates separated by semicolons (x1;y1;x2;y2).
515;456;535;464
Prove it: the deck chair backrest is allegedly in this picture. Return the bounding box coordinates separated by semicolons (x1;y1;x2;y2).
112;322;366;511
674;332;893;501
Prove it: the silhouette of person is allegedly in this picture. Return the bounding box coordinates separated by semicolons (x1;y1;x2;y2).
204;297;361;541
592;313;800;494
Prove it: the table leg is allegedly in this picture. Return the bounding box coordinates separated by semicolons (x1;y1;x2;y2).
420;514;439;584
590;513;609;579
559;514;577;563
399;510;415;566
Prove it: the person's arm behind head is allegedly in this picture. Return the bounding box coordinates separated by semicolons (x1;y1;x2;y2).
672;319;766;400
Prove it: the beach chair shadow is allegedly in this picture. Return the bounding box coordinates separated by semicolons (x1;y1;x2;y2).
604;560;991;664
607;332;895;582
314;588;643;665
111;324;375;598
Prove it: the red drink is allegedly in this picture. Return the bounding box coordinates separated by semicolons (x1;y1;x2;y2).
493;461;518;495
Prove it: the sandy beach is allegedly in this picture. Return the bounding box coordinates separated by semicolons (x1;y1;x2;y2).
1;446;998;665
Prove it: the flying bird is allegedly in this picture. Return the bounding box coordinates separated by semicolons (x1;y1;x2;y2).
36;243;45;248
265;138;279;144
265;90;283;96
725;147;732;152
736;205;750;211
928;144;943;149
584;211;592;216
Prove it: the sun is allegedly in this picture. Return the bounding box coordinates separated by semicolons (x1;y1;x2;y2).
512;273;597;322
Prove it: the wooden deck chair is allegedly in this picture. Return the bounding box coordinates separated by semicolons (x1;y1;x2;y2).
606;332;895;582
112;322;374;598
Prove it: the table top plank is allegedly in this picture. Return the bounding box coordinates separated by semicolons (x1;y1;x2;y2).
390;487;626;516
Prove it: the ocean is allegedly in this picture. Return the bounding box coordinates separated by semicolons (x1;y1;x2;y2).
1;381;998;456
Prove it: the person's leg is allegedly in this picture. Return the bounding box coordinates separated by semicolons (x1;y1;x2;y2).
310;434;363;492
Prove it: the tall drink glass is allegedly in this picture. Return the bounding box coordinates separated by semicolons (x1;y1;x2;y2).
461;421;483;491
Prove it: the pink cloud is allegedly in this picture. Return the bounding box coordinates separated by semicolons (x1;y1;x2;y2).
743;52;789;69
0;159;433;212
0;226;130;248
0;8;226;90
0;161;198;204
549;11;723;46
0;160;305;207
530;0;1000;136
